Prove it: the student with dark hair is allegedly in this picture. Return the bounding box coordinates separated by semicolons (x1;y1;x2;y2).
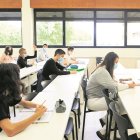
0;46;14;63
41;49;77;88
86;52;136;139
0;63;47;137
62;46;78;66
17;45;37;69
37;44;50;62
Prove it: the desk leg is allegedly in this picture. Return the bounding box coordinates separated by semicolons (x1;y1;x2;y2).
27;86;31;93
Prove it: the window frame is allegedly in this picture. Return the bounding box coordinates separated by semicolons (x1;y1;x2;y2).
34;9;140;48
0;9;22;48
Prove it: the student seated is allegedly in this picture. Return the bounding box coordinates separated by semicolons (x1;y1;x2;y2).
0;46;14;63
86;52;136;139
0;63;47;137
62;46;78;66
17;45;37;69
37;44;50;62
41;49;77;88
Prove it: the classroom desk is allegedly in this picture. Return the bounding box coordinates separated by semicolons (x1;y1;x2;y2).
118;86;140;138
114;67;140;138
0;59;89;140
20;61;46;91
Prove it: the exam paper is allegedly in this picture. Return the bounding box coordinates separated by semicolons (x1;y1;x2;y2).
21;104;55;112
121;80;140;85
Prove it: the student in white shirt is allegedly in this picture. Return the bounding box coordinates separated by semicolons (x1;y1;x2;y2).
37;44;49;62
63;46;78;65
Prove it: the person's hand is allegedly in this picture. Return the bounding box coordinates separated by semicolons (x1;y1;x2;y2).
70;71;77;74
31;62;34;66
35;105;47;118
128;82;136;88
33;45;37;51
73;61;78;64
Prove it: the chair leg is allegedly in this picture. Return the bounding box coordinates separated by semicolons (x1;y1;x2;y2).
82;101;87;140
71;110;78;140
108;111;112;140
64;135;68;140
113;122;117;140
78;99;81;128
105;111;109;140
72;126;75;140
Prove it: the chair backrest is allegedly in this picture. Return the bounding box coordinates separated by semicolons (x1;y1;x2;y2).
102;89;111;108
37;69;43;79
96;57;102;66
80;76;87;101
109;102;129;140
23;92;38;101
49;74;57;81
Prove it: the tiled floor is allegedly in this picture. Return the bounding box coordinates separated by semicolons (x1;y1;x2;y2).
78;103;106;140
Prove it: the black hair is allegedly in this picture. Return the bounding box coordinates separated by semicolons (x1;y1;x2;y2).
0;63;26;102
54;49;65;56
4;46;13;56
43;44;48;47
68;46;74;51
92;52;119;78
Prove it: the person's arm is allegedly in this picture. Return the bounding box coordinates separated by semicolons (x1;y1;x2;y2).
18;100;38;108
63;58;68;65
0;53;13;63
26;51;37;59
17;57;32;68
56;62;65;70
71;57;76;61
49;61;70;75
96;68;118;96
0;105;47;137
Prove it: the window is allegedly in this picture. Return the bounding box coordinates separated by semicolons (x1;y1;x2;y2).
66;11;94;18
66;21;94;46
0;10;22;47
34;9;140;48
36;21;63;45
96;20;124;46
0;21;22;45
127;21;140;45
96;11;124;18
36;12;62;18
127;12;140;18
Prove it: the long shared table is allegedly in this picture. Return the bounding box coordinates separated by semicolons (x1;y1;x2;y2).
115;67;140;138
0;59;89;140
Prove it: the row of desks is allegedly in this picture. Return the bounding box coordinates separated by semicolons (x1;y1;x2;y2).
0;59;89;140
114;64;140;138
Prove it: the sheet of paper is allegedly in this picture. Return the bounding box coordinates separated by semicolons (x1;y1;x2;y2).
21;104;55;112
122;80;140;85
12;112;53;123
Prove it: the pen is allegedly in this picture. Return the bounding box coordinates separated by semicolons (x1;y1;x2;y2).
38;100;46;120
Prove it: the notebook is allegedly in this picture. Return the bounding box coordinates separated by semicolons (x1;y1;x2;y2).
11;112;53;123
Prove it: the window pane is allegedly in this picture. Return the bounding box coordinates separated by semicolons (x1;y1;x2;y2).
36;12;62;17
0;12;21;17
36;21;63;45
66;21;94;46
96;20;124;46
127;21;140;45
0;21;22;45
66;11;94;18
97;11;124;18
127;12;140;18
